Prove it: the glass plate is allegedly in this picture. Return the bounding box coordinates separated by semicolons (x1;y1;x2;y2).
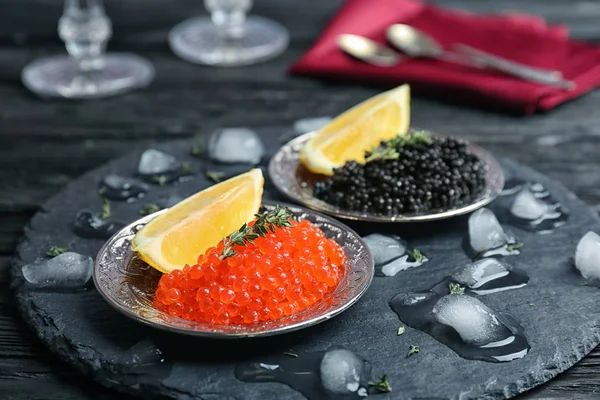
269;131;505;222
93;202;374;338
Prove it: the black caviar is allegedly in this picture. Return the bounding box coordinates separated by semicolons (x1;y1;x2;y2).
313;132;487;215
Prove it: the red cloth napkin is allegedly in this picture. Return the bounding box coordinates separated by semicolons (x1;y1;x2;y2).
290;0;600;114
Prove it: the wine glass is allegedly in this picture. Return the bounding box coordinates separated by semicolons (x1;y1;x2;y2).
169;0;289;66
21;0;155;99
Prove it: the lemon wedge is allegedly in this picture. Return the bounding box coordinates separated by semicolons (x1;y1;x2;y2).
300;84;411;175
132;168;264;273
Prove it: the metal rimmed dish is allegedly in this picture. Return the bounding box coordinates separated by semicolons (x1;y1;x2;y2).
93;202;374;338
269;131;505;223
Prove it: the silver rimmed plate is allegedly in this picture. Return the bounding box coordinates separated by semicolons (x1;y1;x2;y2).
93;202;374;338
269;131;505;222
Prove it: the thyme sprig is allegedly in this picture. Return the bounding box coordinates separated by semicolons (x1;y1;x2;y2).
449;282;465;295
180;162;194;174
46;246;67;258
98;199;111;219
206;171;225;183
407;248;425;263
407;345;420;358
506;242;524;252
153;175;168;185
139;203;162;216
365;146;399;163
368;375;392;393
191;141;204;157
365;130;434;163
220;205;293;259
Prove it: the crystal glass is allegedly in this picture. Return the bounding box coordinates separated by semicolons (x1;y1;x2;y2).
169;0;289;66
21;0;155;99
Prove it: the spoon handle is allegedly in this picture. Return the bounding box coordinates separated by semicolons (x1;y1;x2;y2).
452;44;573;87
439;45;574;90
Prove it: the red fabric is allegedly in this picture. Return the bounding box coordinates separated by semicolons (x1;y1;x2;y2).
289;0;600;114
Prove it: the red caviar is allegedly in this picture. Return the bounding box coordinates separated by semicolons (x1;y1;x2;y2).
153;219;346;324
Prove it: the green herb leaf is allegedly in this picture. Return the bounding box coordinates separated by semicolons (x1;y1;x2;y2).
449;282;465;295
98;199;111;219
397;326;405;336
153;175;168;185
403;130;434;145
368;375;392;393
284;352;298;358
46;246;67;258
191;141;204;157
529;303;535;307
206;171;225;183
139;203;162;216
407;248;425;263
407;345;420;358
98;185;107;195
506;242;524;252
180;162;194;174
366;130;434;163
219;205;292;260
365;146;400;163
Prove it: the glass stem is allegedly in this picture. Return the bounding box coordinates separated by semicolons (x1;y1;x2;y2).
58;0;112;72
212;10;245;41
205;0;252;42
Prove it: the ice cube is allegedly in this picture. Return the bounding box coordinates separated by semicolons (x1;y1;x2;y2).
138;149;178;175
320;349;367;395
575;231;600;280
121;339;164;365
381;254;428;277
22;252;92;287
293;116;333;134
73;210;124;240
453;259;509;288
452;259;528;295
510;188;550;220
508;187;567;233
469;208;511;253
529;183;545;193
362;233;407;267
432;295;511;347
98;174;148;202
208;128;265;165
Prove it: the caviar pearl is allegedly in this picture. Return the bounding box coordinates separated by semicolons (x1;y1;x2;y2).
314;136;487;215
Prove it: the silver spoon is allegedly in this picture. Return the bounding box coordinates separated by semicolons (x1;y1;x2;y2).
338;34;401;67
386;24;574;90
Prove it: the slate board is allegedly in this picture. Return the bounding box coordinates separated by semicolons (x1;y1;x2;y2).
10;126;600;400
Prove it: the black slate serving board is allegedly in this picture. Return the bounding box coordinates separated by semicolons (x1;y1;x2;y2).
10;126;600;400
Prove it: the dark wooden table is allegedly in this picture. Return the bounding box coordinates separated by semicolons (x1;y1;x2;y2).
1;0;600;399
